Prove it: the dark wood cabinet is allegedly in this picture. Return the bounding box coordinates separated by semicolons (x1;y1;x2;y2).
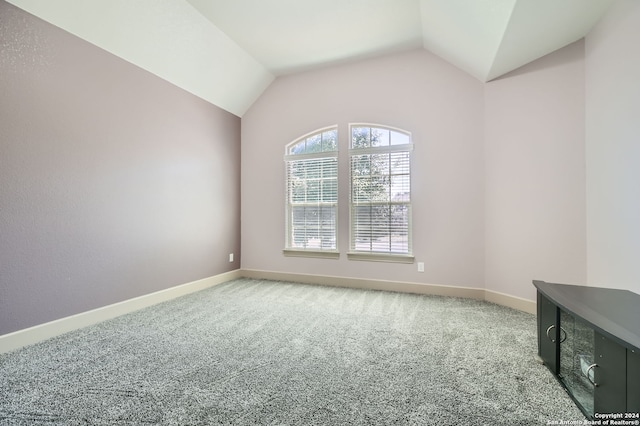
594;332;627;415
628;349;640;412
534;280;640;419
537;292;560;374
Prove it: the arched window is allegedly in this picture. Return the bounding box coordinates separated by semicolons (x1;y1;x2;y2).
284;127;339;257
349;124;413;261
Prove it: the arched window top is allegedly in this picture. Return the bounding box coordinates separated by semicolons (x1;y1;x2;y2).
350;124;411;150
287;126;338;156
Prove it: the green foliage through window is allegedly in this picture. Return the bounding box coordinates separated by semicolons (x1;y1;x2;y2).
285;127;338;251
350;125;412;255
284;124;412;258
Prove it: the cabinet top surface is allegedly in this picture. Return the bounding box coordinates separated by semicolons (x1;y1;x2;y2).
533;280;640;352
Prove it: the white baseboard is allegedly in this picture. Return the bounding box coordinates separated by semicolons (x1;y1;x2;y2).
242;269;536;314
241;269;486;299
484;289;536;314
0;269;242;354
1;268;536;355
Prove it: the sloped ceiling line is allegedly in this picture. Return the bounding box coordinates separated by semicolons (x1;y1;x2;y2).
6;0;613;116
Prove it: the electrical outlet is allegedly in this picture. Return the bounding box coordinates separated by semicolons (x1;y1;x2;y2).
417;262;425;272
229;253;234;262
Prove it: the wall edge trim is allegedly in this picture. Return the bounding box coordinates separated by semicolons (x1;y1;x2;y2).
1;269;536;355
242;269;536;314
240;268;485;299
0;269;242;354
484;288;536;314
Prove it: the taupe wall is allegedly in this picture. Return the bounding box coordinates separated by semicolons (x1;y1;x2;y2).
241;49;486;289
241;41;592;302
585;0;640;293
3;0;637;337
0;2;241;335
484;40;587;300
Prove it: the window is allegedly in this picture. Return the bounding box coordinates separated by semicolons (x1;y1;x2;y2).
349;125;413;262
283;123;413;262
284;127;338;257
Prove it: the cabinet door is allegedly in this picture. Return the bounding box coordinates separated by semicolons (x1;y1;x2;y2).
628;349;640;413
594;332;626;415
538;292;559;374
559;310;595;417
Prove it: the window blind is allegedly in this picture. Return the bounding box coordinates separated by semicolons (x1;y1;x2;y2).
350;125;412;255
285;128;338;252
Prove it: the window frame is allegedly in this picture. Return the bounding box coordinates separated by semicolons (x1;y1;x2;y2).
283;126;340;259
347;123;414;263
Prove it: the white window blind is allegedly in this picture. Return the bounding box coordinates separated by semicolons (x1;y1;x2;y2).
349;125;413;258
285;128;338;255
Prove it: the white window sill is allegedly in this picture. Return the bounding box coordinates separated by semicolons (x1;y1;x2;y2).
283;249;340;259
347;252;414;263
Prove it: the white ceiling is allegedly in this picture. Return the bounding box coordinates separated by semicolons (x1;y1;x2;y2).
186;0;425;76
7;0;614;116
188;0;613;80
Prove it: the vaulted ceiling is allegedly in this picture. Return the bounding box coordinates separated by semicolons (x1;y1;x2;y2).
7;0;613;116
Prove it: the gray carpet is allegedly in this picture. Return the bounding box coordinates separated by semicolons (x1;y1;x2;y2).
0;278;584;425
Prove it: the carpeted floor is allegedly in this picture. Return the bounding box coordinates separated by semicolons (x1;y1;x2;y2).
0;278;584;425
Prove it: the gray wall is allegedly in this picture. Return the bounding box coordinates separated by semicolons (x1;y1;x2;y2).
0;1;241;335
241;49;486;289
484;40;587;300
241;43;588;302
585;0;640;293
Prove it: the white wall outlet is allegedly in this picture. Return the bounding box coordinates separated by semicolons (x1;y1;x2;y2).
229;253;234;262
417;262;425;272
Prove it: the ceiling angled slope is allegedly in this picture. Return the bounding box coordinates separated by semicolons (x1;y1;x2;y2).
187;0;424;76
487;0;614;80
6;0;614;115
186;0;614;83
419;0;517;81
5;0;274;116
420;0;614;82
